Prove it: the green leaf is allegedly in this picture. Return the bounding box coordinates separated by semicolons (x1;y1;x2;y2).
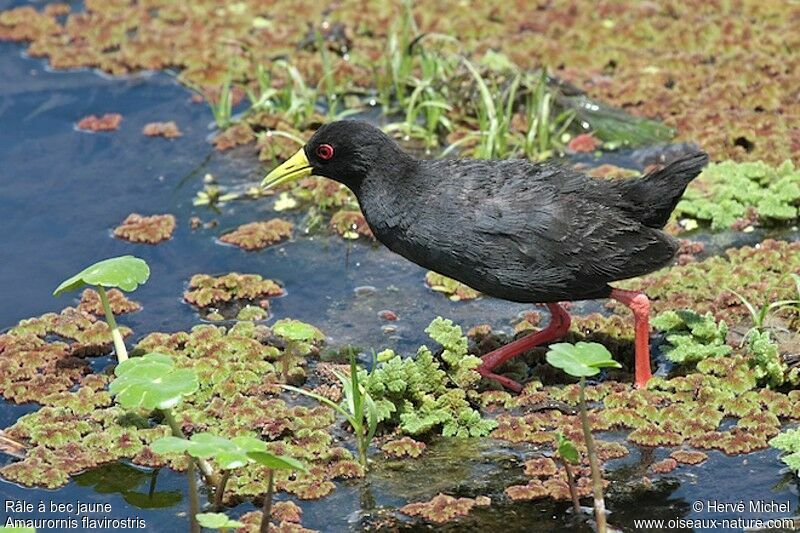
272;319;324;342
545;342;620;377
150;436;189;454
555;432;579;464
152;433;268;470
247;451;307;472
195;512;244;529
54;255;150;295
110;353;199;410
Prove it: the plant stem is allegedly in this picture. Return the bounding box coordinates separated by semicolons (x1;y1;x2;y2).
357;433;367;468
579;377;607;533
148;468;159;498
160;408;216;483
187;458;201;533
98;286;127;362
259;469;274;533
213;469;231;510
561;458;581;514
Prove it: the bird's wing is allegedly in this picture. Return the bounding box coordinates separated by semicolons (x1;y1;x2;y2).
463;161;674;287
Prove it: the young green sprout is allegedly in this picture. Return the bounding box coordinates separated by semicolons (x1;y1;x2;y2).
53;255;150;362
271;319;324;384
555;431;582;515
729;273;800;342
546;342;621;533
283;356;378;467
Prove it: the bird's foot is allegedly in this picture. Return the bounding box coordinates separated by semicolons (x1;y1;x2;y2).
478;303;571;392
477;369;523;393
609;288;652;388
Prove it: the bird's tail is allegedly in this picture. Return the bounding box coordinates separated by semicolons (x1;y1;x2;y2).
617;150;709;228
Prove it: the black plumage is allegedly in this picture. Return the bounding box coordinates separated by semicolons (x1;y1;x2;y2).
299;121;707;302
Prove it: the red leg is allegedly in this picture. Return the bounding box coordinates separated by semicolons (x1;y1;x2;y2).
609;288;652;388
478;303;572;391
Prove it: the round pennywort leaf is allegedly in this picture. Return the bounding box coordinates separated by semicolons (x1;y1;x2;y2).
195;513;243;529
545;342;620;378
272;319;324;342
110;353;198;410
247;451;307;472
54;255;150;295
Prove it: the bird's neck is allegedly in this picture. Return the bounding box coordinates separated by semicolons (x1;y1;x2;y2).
352;147;419;199
351;152;422;240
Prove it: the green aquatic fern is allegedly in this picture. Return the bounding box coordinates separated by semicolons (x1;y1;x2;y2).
399;389;495;438
674;160;800;230
364;317;495;438
652;310;732;364
746;331;797;388
424;317;482;388
769;428;800;476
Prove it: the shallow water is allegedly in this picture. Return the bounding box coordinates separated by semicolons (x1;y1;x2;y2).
0;30;798;533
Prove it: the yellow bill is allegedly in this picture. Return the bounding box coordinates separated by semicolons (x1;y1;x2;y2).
261;147;312;189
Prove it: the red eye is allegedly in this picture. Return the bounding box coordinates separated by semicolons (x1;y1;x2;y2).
316;144;334;160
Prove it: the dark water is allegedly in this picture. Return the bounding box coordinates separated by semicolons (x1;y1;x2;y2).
0;20;798;533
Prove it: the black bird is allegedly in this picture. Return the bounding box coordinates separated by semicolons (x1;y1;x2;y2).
263;120;709;391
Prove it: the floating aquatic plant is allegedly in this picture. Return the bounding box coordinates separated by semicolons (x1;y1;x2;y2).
425;317;482;388
769;429;800;476
364;319;495;438
424;271;481;301
746;331;798;388
400;493;476;525
675;160;800;230
184;273;283;320
78;288;141;316
650;458;678;475
381;436;426;459
670;450;708;465
505;480;549;502
142;121;182;138
53;255;150;362
113;213;176;244
76;113;122;132
651;309;732;364
193;184;241;209
219;219;293;251
329;210;374;240
213;123;255;152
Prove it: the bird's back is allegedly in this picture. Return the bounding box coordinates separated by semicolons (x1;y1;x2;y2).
357;154;705;303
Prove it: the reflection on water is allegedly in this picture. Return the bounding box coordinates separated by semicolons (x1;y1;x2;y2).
74;464;182;509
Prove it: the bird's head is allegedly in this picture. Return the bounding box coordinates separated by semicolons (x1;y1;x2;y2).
261;120;409;192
